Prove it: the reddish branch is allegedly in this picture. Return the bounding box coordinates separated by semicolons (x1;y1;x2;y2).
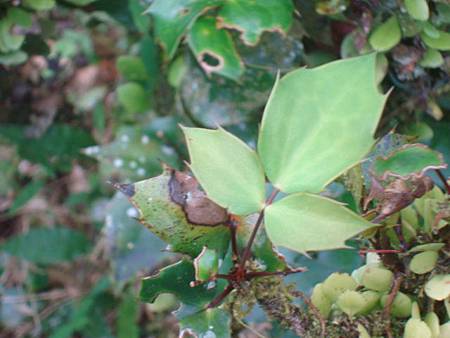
383;274;403;338
203;188;307;310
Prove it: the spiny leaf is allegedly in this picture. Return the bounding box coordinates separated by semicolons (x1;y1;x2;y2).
217;0;294;46
146;0;223;59
372;144;447;180
188;16;244;80
258;53;387;194
140;259;225;316
182;126;266;215
264;193;376;253
116;167;230;257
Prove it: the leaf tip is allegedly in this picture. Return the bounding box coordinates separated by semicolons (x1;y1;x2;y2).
110;181;136;198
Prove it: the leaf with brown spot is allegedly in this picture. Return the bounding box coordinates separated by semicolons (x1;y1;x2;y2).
115;166;230;257
169;170;228;226
187;16;244;80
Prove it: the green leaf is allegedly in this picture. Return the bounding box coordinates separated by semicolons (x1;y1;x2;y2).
258;54;387;194
140;259;225;315
146;0;223;59
425;274;450;301
251;227;290;272
179;57;276;127
265;193;376;253
409;251;438;275
369;16;401;52
404;0;429;21
408;243;445;253
180;308;231;338
1;227;91;264
117;83;150;114
217;0;294;46
22;0;55;10
194;246;219;282
183;126;265;215
336;290;366;317
372;144;446;179
129;0;150;32
64;0;97;5
404;318;432;338
188;16;244;80
0;50;27;66
116;56;149;82
421;29;450;51
419;49;444;68
117;167;230;257
0;15;25;53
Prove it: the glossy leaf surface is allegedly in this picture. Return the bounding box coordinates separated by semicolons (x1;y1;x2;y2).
183;126;266;215
188;16;244;80
140;259;225;315
372;144;446;179
258;54;387;194
146;0;222;58
217;0;294;46
265;193;376;253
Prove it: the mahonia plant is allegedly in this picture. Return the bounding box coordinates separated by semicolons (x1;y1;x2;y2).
117;54;450;337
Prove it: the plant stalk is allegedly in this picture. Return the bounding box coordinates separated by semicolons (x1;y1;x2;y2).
239;188;280;270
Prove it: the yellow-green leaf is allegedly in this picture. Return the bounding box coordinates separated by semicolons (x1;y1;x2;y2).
258;54;387;194
404;0;429;21
421;29;450;51
419;49;444;68
369;16;401;52
424;274;450;301
409;251;438;275
182;126;266;215
264;193;376;253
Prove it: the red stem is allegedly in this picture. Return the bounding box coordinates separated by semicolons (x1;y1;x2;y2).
227;219;240;263
435;169;450;195
239;188;280;270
